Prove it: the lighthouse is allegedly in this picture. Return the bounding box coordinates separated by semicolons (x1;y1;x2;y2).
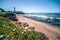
14;7;16;12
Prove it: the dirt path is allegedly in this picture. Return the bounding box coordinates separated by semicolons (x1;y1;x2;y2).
16;14;60;40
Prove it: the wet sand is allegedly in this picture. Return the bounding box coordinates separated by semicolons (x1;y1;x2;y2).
16;14;60;40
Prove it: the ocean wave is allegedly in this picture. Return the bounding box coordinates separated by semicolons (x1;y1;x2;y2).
24;14;48;18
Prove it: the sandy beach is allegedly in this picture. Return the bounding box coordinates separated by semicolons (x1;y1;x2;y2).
16;14;60;40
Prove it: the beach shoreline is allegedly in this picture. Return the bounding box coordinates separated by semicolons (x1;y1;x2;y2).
16;14;60;40
25;16;60;28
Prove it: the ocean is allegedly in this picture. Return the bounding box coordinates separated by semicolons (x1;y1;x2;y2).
21;13;60;19
20;13;60;27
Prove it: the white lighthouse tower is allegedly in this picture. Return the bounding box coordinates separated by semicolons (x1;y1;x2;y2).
14;7;16;12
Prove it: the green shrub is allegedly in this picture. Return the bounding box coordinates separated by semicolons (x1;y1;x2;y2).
24;31;48;40
0;12;7;17
0;12;16;17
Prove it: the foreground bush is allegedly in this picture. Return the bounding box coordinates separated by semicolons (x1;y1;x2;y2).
0;17;48;40
24;31;48;40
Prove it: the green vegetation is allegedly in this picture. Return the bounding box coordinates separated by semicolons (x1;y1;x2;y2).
0;12;16;17
0;17;16;40
0;12;7;17
0;13;48;40
24;31;48;40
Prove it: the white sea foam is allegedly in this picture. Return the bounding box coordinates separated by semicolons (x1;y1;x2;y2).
24;14;48;18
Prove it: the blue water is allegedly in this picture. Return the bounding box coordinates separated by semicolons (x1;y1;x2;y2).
21;13;60;19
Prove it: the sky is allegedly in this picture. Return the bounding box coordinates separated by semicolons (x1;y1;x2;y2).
0;0;60;13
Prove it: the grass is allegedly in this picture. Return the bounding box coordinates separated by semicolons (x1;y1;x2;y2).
0;12;7;17
0;12;16;17
0;17;16;40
